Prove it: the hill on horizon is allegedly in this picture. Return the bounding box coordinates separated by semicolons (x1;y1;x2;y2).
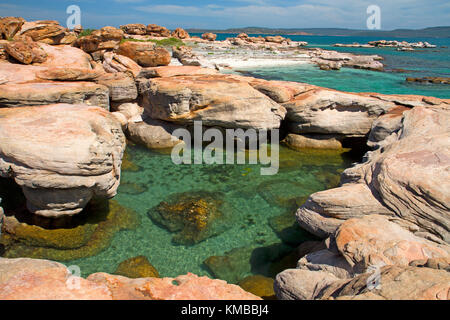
187;26;450;38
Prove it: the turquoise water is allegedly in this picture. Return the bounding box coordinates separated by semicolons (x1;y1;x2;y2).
65;145;353;280
194;33;450;98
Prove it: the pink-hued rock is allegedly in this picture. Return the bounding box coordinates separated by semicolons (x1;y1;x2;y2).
335;215;450;271
37;44;94;69
0;258;112;300
116;41;171;67
5;40;47;64
0;81;110;109
146;24;171;37
0;104;125;217
88;272;261;300
102;51;142;78
202;33;217;41
296;106;450;242
140;74;286;130
137;65;218;78
120;24;147;35
16;20;66;45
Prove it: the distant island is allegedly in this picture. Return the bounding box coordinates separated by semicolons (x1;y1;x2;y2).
187;26;450;38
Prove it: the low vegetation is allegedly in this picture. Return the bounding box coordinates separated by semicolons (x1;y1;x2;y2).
120;37;185;48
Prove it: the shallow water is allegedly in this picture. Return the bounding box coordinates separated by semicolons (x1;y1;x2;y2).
61;144;354;279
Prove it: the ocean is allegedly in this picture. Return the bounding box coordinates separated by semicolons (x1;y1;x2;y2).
193;33;450;99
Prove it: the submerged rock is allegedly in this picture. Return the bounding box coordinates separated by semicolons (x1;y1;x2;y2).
238;275;276;300
114;256;159;278
1;199;139;261
149;191;230;245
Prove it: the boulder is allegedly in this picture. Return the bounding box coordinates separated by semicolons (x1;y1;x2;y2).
5;40;47;64
116;41;171;67
283;88;396;137
95;72;138;102
0;17;26;39
16;20;66;45
171;28;189;39
139;74;286;130
146;24;171;37
0;104;125;217
127;118;184;149
283;133;344;150
73;26;124;53
120;24;147;35
265;35;285;44
38;43;94;69
334;215;450;273
202;33;217;41
102;51;142;78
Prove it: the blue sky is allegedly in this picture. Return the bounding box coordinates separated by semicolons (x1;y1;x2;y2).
1;0;449;30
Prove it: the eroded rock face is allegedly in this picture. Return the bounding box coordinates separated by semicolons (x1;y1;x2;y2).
140;74;286;130
0;17;26;39
146;24;171;37
16;21;66;45
120;24;147;35
0;104;125;217
171;28;189;39
296;106;450;241
116;41;171;67
73;26;124;53
127;118;184;149
202;33;217;41
284;88;396;137
5;40;47;64
0;81;110;109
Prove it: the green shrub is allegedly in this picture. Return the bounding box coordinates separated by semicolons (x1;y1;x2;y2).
120;37;185;48
78;29;95;38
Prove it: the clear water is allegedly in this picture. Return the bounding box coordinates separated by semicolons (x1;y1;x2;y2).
64;145;354;280
193;33;450;99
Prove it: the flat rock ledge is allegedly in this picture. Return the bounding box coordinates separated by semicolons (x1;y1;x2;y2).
0;257;260;300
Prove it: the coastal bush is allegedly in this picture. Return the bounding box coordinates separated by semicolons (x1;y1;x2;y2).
120;37;185;48
77;29;95;38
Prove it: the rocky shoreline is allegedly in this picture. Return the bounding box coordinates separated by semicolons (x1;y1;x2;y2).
0;17;449;300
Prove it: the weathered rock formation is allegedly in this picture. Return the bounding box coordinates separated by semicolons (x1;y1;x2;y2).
0;104;125;217
116;41;171;67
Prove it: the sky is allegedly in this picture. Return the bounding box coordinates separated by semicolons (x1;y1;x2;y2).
0;0;449;30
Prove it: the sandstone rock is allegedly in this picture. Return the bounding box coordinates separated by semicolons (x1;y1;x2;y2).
120;24;147;35
116;41;171;67
367;105;409;148
36;67;101;81
237;33;249;39
274;268;338;300
96;72;138;102
248;79;315;103
0;17;25;39
140;74;286;130
146;24;171;37
5;40;47;64
127;118;184;149
74;26;124;53
102;51;141;78
335;215;450;273
319;265;450;300
171;28;189;39
59;32;77;45
38;43;94;69
0;258;112;300
172;45;212;68
88;272;260;300
296;183;393;238
16;21;66;45
137;65;218;78
0;104;125;217
284;88;396;137
265;35;285;44
0;81;110;109
202;33;217;41
297;249;354;279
